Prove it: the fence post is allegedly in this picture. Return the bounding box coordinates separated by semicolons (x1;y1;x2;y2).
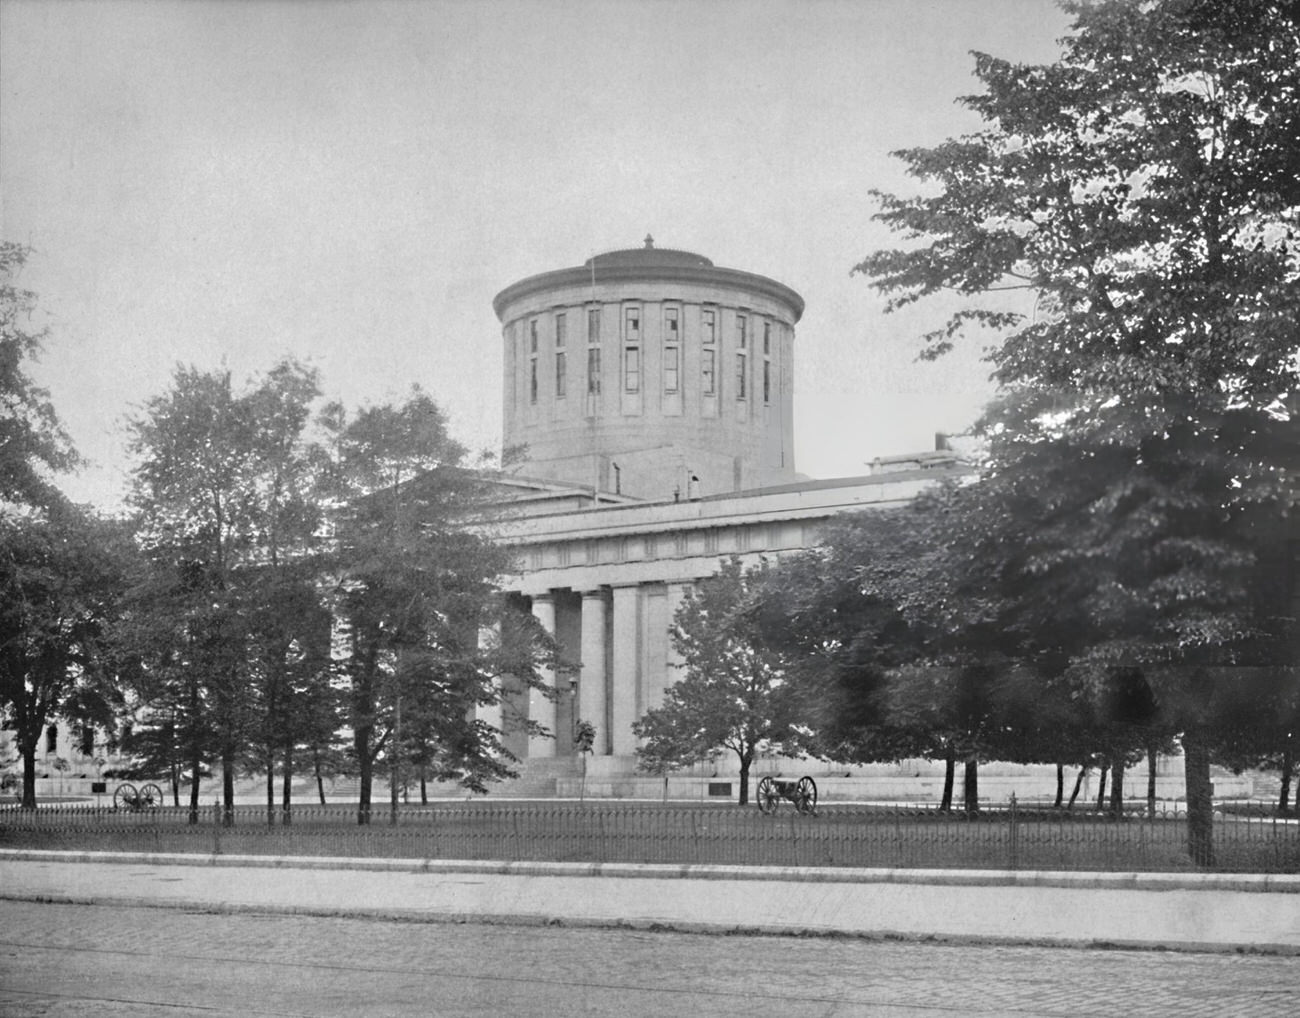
1008;793;1019;871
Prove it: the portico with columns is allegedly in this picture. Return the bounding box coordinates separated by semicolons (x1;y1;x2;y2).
484;471;948;770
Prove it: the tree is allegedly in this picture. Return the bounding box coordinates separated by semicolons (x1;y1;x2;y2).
857;0;1300;863
763;504;968;804
1;242;78;509
125;360;323;823
0;503;129;807
634;558;811;805
0;242;125;808
319;388;556;822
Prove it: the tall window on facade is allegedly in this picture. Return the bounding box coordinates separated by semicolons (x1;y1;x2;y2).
588;307;600;342
763;320;773;404
529;319;539;404
625;348;641;393
555;312;567;398
701;308;716;395
663;305;680;393
624;305;641;392
736;314;748;400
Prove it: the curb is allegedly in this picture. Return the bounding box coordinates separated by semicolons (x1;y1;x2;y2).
4;848;1297;892
7;891;1295;955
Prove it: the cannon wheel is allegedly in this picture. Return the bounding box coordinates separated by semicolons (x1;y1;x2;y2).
795;776;818;815
756;776;779;815
113;783;138;811
139;783;164;810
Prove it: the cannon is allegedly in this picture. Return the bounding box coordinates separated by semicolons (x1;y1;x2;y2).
755;776;817;815
113;782;164;811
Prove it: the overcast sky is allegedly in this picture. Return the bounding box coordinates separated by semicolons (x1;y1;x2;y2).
1;0;1072;510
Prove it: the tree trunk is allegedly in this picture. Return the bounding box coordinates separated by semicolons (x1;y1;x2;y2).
419;769;428;805
1067;766;1087;809
1147;744;1158;816
940;746;956;811
737;749;752;805
962;757;979;814
313;748;327;805
1095;762;1109;812
356;730;372;825
1183;728;1214;867
1054;763;1064;809
281;740;293;825
265;753;276;827
1109;755;1125;819
221;745;235;827
19;738;37;809
187;760;202;826
170;761;181;808
1279;745;1294;816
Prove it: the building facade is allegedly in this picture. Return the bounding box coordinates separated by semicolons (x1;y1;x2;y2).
484;240;967;791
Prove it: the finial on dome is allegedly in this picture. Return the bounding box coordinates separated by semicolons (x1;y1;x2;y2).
644;233;654;249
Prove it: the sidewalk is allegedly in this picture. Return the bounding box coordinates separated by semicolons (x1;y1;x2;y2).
2;849;1297;954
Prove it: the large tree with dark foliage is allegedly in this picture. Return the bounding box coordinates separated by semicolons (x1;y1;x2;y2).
1;503;129;807
318;389;557;822
0;242;129;808
856;0;1300;862
125;360;324;823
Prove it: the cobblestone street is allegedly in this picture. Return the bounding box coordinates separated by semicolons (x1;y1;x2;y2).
1;900;1295;1018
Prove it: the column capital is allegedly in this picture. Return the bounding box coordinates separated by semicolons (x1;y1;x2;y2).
579;587;608;600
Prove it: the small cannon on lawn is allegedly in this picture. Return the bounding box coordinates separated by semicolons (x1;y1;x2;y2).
755;776;817;815
113;782;164;811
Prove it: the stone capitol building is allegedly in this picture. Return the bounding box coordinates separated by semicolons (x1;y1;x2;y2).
478;238;967;797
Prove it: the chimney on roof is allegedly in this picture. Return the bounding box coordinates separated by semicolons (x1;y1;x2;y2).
644;233;655;249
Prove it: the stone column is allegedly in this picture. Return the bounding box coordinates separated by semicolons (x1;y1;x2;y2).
579;589;609;756
528;593;557;758
610;584;641;756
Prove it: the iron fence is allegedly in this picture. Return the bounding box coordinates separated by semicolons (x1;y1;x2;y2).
1;800;1296;873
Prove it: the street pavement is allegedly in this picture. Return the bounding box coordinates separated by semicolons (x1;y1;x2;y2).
1;850;1298;953
3;898;1299;1017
